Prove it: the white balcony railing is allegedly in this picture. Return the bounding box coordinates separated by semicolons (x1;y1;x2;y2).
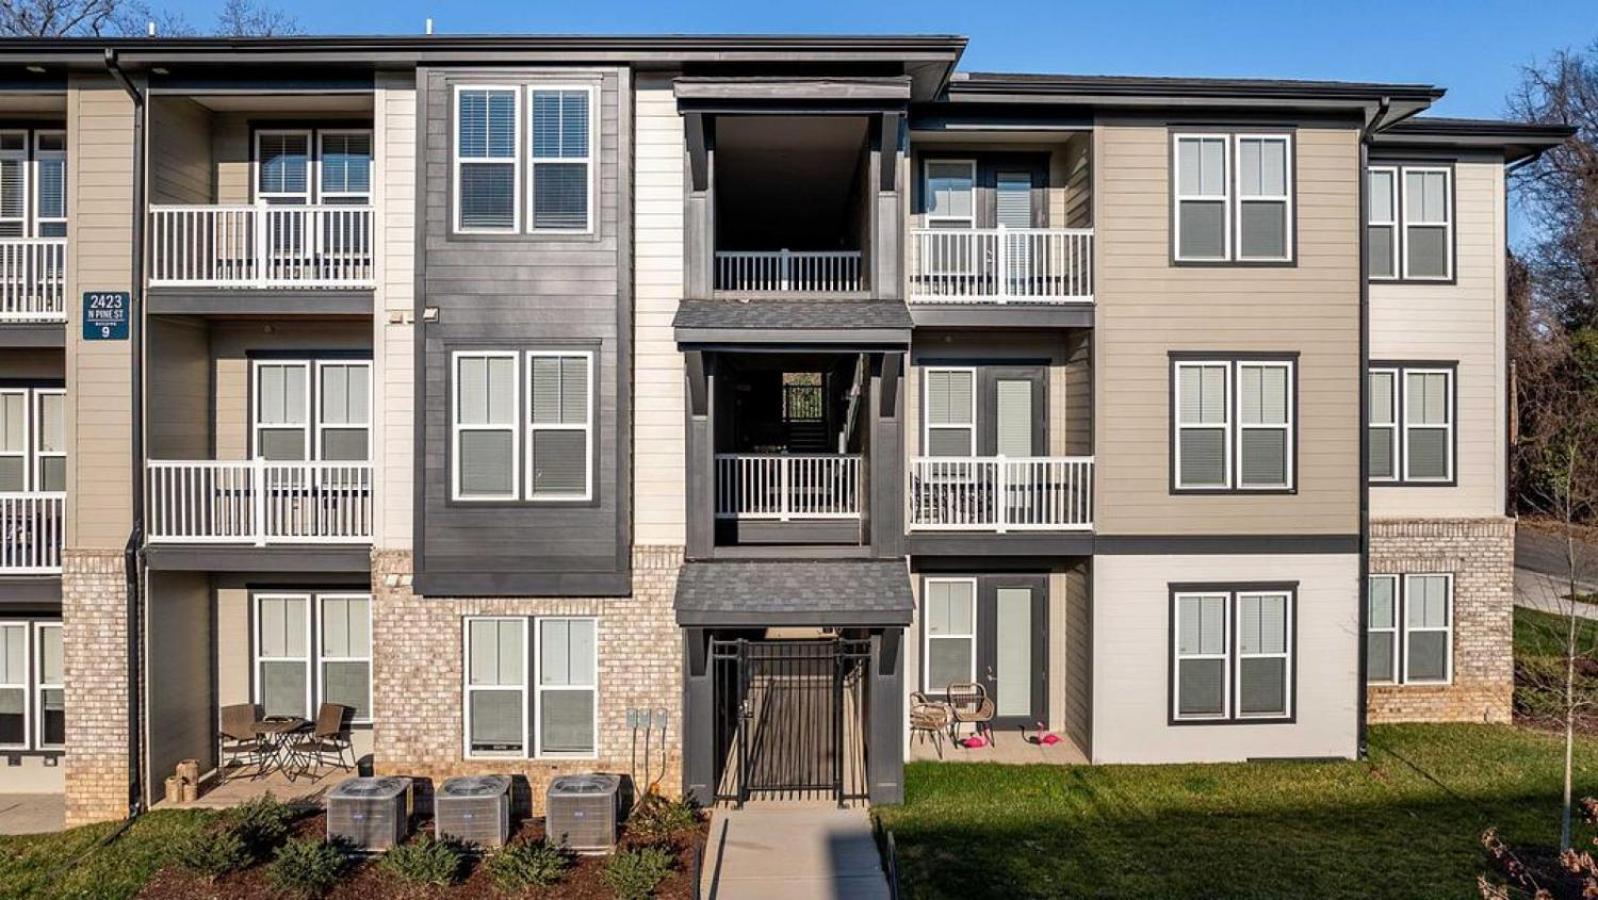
148;205;375;289
715;250;863;293
909;227;1093;304
0;492;65;574
908;456;1094;532
146;459;373;546
0;238;67;323
715;454;862;521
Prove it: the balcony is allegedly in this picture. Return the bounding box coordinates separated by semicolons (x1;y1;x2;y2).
907;456;1094;532
715;453;863;522
715;250;864;295
145;459;373;546
149;206;375;290
0;492;65;574
0;238;67;323
908;227;1093;304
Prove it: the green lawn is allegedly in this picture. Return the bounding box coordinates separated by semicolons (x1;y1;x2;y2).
0;808;213;900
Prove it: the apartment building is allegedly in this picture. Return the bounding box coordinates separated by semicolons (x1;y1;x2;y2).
0;35;1566;825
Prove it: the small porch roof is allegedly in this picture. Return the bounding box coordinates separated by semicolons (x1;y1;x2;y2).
674;559;914;627
673;299;912;347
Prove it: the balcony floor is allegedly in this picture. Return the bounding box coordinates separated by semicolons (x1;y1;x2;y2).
152;766;347;811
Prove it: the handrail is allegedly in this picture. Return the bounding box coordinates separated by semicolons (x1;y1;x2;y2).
714;453;862;520
715;249;863;293
0;238;68;323
0;491;66;574
148;204;376;288
908;456;1094;531
145;459;373;545
908;226;1093;303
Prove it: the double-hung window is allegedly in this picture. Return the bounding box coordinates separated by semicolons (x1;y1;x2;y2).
0;388;28;491
0;386;65;492
455;86;520;232
1366;166;1399;279
254;594;312;719
1173;358;1295;491
536;618;597;756
35;622;62;749
1368;164;1452;280
453;351;520;501
33;131;65;237
465;616;600;759
254;592;372;722
1172;587;1294;723
924;160;976;229
465;617;527;758
923;578;976;694
922;368;976;457
1369;364;1454;484
316;361;371;461
256;130;312;204
253;359;372;462
1366;574;1452;684
0;620;61;752
254;362;310;460
318;595;372;722
0;621;27;749
1173;133;1294;263
527;351;593;500
1368;368;1399;481
317;131;373;205
528;86;593;232
0;131;27;238
0;128;64;239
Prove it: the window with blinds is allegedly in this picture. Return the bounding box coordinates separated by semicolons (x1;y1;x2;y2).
1174;132;1294;263
0;386;65;492
0;131;27;238
529;86;593;232
1174;135;1228;260
1403;168;1452;279
318;594;372;721
1367;368;1399;481
1237;362;1292;488
252;359;371;463
33;131;65;237
1173;587;1294;722
923;578;976;694
318;131;373;203
1366;575;1399;684
317;362;371;461
536;617;597;756
923;368;976;457
256;130;312;203
253;362;311;460
1174;357;1296;492
465;617;527;757
527;351;593;500
1367;167;1398;279
35;623;62;749
255;594;311;719
455;87;520;232
1402;367;1454;482
1174;362;1230;488
1366;573;1453;685
453;351;520;500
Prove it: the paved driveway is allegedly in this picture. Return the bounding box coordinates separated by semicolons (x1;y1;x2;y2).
0;794;66;835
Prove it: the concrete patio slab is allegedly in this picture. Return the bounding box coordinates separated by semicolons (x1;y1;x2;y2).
0;793;66;835
702;803;890;900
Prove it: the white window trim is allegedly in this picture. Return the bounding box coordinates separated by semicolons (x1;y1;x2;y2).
253;129;313;205
1172;134;1231;262
1367;165;1399;280
533;616;599;759
0;387;32;491
1401;573;1454;685
0;620;30;751
34;621;62;750
313;360;373;462
1233;133;1293;262
921;576;977;694
315;129;375;205
1399;165;1453;281
451;351;521;502
0;130;29;238
1400;367;1455;483
1235;360;1294;490
1368;367;1400;483
921;366;977;458
463;615;530;760
525;349;594;502
252;593;314;721
453;84;523;234
1172;592;1231;722
1234;591;1293;719
31;130;65;236
1367;574;1400;685
526;83;597;235
1174;361;1233;490
32;389;64;492
924;158;977;229
315;593;373;725
251;359;312;461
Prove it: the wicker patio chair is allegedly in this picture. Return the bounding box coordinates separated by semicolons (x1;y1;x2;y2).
945;682;997;747
909;691;952;759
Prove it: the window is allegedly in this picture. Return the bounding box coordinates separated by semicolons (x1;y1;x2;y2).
922;578;976;693
255;130;312;204
1172;587;1294;723
527;351;593;500
453;351;520;501
536;617;597;756
33;131;65;238
1366;166;1398;279
254;594;311;719
455;86;520;233
253;361;309;460
1369;363;1454;485
1368;164;1453;280
0;128;66;238
0;131;27;238
1173;133;1293;263
317;362;371;461
528;86;593;232
318;595;371;722
0;386;65;492
1367;368;1398;482
253;359;372;462
1173;358;1295;491
465;617;527;758
35;622;62;749
0;389;26;491
924;160;975;228
0;621;27;749
923;368;976;457
318;131;373;205
1367;574;1452;685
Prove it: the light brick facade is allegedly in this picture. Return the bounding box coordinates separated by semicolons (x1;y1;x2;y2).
1367;517;1515;723
370;547;684;813
61;550;130;826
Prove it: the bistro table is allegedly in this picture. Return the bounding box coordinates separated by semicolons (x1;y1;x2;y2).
253;716;309;780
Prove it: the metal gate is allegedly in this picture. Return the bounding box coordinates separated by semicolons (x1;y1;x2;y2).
711;637;870;806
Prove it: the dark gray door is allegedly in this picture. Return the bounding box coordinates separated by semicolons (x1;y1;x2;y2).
977;577;1049;729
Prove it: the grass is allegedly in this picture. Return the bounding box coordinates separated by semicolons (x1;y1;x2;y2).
876;723;1598;900
0;808;215;900
1515;604;1598;657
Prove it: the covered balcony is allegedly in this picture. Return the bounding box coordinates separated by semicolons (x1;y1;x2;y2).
907;456;1093;531
908;226;1093;304
0;114;69;325
0;491;64;574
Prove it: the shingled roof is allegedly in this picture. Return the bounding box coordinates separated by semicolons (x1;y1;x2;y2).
674;559;914;626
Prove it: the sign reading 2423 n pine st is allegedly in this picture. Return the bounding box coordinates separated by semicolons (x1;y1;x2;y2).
83;292;130;341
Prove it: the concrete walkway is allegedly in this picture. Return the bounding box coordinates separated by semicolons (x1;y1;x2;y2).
701;803;891;900
0;794;66;835
1516;567;1598;621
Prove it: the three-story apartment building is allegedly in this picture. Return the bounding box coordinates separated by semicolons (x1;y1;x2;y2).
0;34;1566;824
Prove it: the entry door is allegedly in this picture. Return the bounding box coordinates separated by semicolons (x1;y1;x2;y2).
978;577;1048;728
995;171;1034;293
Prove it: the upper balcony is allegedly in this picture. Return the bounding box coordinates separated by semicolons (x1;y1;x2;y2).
0;118;69;335
0;491;64;575
907;226;1093;305
0;238;67;325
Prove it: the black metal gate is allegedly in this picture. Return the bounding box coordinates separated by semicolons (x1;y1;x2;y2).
710;637;870;806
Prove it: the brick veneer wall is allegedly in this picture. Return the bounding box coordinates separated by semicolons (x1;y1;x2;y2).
371;547;684;814
62;550;130;826
1367;517;1514;724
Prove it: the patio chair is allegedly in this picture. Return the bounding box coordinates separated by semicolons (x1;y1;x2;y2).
218;702;270;781
945;682;997;747
909;691;952;759
285;703;355;780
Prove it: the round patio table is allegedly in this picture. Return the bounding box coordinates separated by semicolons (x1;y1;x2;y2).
253;716;309;780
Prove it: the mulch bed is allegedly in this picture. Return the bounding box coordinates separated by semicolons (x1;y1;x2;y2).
138;811;704;899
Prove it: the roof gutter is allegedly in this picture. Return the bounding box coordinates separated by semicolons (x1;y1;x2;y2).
104;47;147;821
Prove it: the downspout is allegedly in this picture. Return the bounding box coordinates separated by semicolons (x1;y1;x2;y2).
104;48;146;819
1355;97;1390;759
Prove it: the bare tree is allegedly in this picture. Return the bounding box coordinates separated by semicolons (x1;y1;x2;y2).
213;0;298;37
0;0;138;35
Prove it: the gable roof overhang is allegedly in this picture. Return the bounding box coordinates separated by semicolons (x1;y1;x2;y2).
1370;116;1575;164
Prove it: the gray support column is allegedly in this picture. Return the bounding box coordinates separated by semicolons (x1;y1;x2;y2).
873;113;903;301
685;352;714;558
684;113;713;299
868;628;905;805
681;627;716;806
870;352;905;557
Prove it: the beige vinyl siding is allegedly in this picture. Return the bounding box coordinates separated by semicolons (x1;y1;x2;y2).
1091;552;1359;763
1063;561;1092;753
632;72;687;546
65;75;135;550
1064;331;1092;456
146;317;210;459
1370;154;1505;518
0;349;65;380
145;571;213;795
148;97;212;204
1092;118;1361;535
209;320;371;460
908;139;1084;229
374;70;416;549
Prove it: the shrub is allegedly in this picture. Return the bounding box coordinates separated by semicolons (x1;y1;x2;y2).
626;795;699;846
484;840;572;891
378;834;464;887
266;838;349;898
172;823;251;881
225;794;296;856
601;846;675;900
